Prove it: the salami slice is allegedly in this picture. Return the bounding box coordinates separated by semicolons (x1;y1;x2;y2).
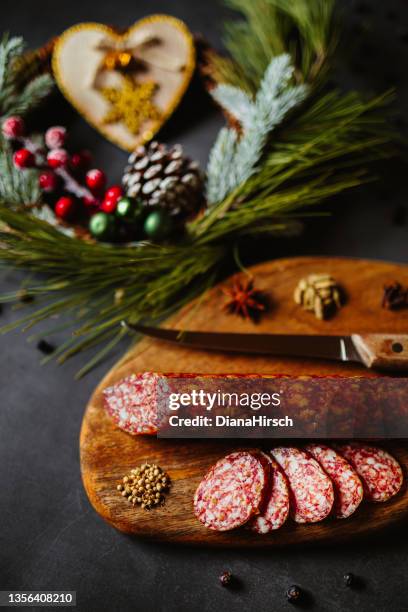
305;443;363;519
103;373;159;435
249;454;290;534
334;443;403;502
193;451;270;531
271;447;334;523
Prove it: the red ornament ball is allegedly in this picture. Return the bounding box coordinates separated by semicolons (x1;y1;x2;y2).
71;150;92;171
13;148;35;169
47;148;69;169
2;116;25;139
101;198;118;214
45;126;67;150
39;171;59;193
86;168;106;191
104;185;123;203
55;196;76;220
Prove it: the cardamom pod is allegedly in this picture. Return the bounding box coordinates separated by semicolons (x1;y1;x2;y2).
293;273;344;320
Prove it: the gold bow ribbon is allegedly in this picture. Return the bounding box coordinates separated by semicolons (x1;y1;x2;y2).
92;31;186;88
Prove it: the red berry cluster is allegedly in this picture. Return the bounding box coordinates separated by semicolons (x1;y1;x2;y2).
2;116;123;223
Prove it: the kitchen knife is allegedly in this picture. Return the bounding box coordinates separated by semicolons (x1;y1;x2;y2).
122;321;408;371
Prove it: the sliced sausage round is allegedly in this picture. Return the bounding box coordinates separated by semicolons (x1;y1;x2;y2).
306;443;363;519
271;447;334;523
334;442;403;502
249;453;290;534
193;451;270;531
103;372;159;435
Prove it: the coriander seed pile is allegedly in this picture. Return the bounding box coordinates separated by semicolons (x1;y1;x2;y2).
117;464;170;510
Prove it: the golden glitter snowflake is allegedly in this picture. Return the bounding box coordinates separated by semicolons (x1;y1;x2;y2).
101;77;161;135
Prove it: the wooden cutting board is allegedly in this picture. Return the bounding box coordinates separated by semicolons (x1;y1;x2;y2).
80;257;408;546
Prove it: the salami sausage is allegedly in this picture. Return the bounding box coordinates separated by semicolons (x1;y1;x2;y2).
334;443;403;502
271;447;334;523
249;453;290;534
193;451;270;531
305;443;363;519
103;373;159;435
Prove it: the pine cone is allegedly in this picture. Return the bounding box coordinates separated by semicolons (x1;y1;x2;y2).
122;141;204;220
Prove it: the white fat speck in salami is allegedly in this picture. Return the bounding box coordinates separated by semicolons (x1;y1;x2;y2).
248;454;289;534
271;447;334;523
334;443;403;502
103;373;159;435
305;443;363;519
193;451;270;531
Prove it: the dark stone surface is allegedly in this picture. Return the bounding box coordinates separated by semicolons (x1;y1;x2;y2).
0;1;407;611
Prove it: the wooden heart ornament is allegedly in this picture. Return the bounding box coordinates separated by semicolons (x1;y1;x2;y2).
52;16;196;151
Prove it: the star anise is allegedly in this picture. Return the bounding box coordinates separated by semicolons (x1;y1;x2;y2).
382;281;408;310
222;277;269;321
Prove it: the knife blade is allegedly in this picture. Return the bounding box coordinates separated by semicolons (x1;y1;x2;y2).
122;321;408;370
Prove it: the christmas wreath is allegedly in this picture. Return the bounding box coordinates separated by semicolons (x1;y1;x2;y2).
0;0;396;376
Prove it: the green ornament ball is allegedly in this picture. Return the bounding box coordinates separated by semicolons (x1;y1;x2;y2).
143;210;173;241
116;197;143;222
89;212;116;240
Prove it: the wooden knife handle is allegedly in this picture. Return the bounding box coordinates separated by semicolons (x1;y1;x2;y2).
352;334;408;371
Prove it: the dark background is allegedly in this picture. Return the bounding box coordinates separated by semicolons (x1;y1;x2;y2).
0;1;408;611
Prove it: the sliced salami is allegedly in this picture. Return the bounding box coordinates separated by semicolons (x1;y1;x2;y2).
305;443;363;519
103;373;159;435
193;451;270;531
249;454;290;534
334;443;403;502
271;447;334;523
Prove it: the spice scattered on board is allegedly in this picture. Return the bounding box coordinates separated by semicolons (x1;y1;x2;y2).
222;277;269;321
344;573;355;587
36;339;55;355
294;273;343;320
286;585;302;604
382;281;408;310
219;571;233;587
117;463;170;509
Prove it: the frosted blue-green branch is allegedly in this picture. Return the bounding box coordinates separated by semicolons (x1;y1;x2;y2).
206;54;308;204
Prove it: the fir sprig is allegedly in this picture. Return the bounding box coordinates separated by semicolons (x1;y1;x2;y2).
0;34;53;119
0;138;41;205
196;88;394;239
209;0;335;91
207;54;308;204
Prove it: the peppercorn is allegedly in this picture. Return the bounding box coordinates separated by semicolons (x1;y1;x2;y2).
286;585;302;604
344;573;355;587
219;571;232;587
36;340;55;355
382;281;408;310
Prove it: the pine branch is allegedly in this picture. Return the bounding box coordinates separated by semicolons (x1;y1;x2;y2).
210;85;254;129
194;89;395;238
206;54;309;204
0;139;41;205
206;127;238;203
207;0;336;92
6;73;53;117
256;53;294;101
0;35;53;119
0;203;226;373
0;35;24;91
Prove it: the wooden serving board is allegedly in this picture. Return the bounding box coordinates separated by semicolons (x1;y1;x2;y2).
80;257;408;546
